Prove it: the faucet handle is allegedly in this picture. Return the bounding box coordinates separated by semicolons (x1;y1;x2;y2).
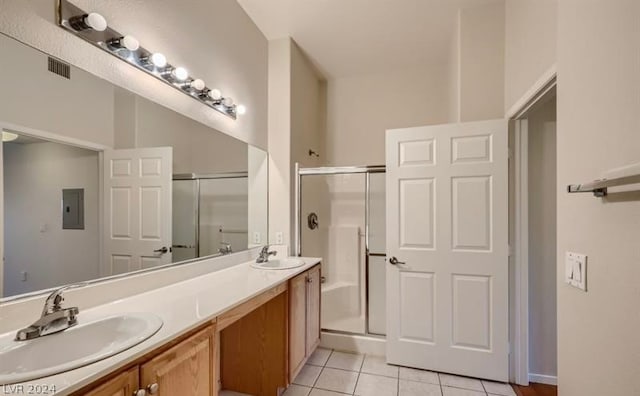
42;282;87;316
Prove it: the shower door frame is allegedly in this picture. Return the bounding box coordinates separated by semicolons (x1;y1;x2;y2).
173;171;248;258
294;164;386;336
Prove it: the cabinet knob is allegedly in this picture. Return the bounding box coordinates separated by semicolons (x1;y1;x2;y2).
307;277;313;283
133;390;146;396
147;383;159;394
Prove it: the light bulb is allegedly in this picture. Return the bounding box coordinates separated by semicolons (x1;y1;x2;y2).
208;89;222;101
222;97;234;107
2;131;18;142
85;12;107;32
236;104;247;115
172;67;189;81
190;79;205;91
122;35;139;51
150;53;167;68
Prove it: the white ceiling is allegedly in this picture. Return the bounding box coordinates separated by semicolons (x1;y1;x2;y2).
237;0;499;79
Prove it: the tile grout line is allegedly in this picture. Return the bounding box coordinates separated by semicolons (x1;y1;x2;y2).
351;352;367;395
310;349;332;389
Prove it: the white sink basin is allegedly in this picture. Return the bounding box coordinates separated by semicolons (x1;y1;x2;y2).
0;312;163;384
251;258;305;270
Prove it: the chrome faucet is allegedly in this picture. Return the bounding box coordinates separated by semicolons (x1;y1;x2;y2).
256;245;277;263
15;283;84;341
218;242;233;255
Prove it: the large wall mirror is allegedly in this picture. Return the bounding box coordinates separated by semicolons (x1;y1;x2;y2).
0;33;268;299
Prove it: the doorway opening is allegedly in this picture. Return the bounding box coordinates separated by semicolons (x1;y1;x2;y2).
2;130;100;297
510;84;558;387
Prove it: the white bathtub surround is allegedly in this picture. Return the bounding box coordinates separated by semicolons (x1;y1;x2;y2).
0;249;314;395
326;225;359;285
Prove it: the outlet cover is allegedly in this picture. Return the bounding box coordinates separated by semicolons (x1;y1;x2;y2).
275;232;284;245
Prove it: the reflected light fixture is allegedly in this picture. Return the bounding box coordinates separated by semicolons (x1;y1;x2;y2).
58;0;244;119
2;130;19;142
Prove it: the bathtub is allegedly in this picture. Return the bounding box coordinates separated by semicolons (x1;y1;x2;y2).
321;281;364;334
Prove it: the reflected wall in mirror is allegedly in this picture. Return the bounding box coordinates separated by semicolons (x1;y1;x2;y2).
0;33;268;299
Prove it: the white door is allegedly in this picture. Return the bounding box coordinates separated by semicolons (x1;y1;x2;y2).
385;119;509;381
103;147;173;276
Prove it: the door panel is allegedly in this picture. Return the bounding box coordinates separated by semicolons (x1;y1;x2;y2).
103;147;172;276
289;272;307;381
306;266;321;356
140;328;212;396
399;271;435;342
386;119;508;381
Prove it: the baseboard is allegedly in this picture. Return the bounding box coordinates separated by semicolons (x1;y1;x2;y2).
320;331;386;356
528;373;558;386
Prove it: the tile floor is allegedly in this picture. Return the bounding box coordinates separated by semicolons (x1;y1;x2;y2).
285;348;516;396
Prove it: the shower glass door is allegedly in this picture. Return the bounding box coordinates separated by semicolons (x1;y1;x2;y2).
367;172;386;335
172;179;198;262
301;173;367;334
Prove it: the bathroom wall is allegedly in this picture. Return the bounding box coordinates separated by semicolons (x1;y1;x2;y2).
0;33;114;147
3;141;99;296
0;0;267;149
325;65;450;166
268;38;326;248
458;1;505;122
557;1;640;394
527;97;557;379
115;93;248;174
504;0;557;113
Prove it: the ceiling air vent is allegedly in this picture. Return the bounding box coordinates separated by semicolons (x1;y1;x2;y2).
47;56;71;79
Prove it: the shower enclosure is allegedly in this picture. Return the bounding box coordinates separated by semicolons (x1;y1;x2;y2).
296;165;386;336
172;172;248;263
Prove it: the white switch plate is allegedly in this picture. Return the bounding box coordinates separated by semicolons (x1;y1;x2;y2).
275;232;284;245
565;252;587;291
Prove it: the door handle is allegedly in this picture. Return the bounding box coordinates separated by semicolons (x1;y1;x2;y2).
153;246;169;255
389;256;405;265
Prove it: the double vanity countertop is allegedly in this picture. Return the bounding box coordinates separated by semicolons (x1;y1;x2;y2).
1;255;321;395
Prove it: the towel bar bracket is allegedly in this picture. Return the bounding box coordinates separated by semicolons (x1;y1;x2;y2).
567;185;607;197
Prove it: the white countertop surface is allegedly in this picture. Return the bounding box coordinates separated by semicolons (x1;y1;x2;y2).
1;256;321;395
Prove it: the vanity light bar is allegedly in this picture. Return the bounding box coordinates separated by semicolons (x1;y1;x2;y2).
57;0;245;120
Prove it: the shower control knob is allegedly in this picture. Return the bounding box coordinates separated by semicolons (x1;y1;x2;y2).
389;256;405;265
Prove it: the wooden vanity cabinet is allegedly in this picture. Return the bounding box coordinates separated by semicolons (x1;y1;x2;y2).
140;328;213;396
84;367;139;396
289;264;321;382
81;325;216;396
78;263;321;396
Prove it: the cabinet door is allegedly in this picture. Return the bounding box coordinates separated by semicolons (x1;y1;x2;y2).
85;367;139;396
289;271;308;380
306;265;321;356
140;327;213;396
